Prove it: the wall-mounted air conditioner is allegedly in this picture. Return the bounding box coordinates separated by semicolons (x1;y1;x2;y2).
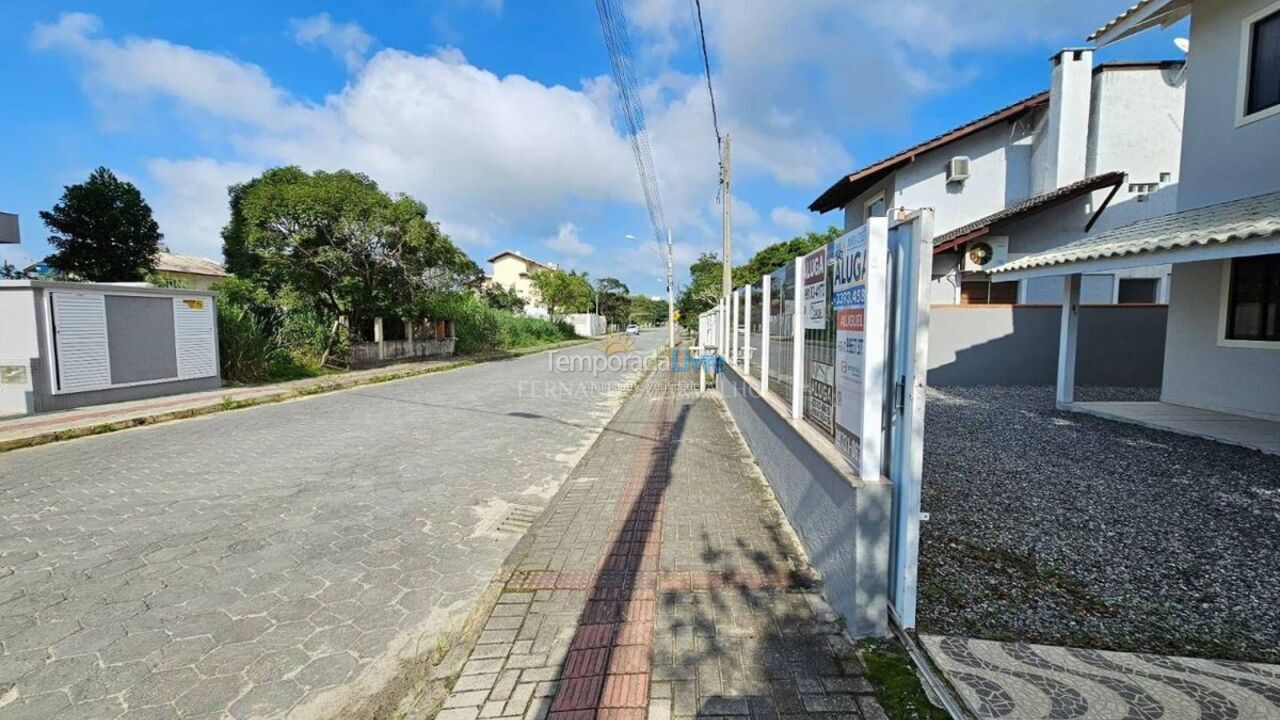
963;236;1009;272
946;156;971;184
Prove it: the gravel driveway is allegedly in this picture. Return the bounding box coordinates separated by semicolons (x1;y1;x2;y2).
918;385;1280;663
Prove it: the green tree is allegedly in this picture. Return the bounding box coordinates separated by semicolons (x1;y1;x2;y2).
739;226;843;279
0;261;25;279
481;283;526;313
529;267;592;319
40;167;163;281
221;166;479;330
594;277;631;325
629;294;667;325
675;252;725;329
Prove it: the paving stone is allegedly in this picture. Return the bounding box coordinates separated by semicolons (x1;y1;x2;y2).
174;674;249;717
444;689;493;709
294;652;359;690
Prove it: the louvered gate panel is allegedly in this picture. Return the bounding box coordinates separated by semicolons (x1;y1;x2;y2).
50;292;111;393
174;297;217;379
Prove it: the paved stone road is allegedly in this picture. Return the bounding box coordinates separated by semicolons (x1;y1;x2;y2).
420;363;887;720
0;333;663;720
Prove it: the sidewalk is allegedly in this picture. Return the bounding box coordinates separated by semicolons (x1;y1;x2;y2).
409;364;888;720
0;339;590;453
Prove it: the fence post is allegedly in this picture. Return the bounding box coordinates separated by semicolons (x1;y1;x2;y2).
743;284;752;372
374;316;385;361
791;257;804;420
730;289;739;365
760;274;771;390
722;296;729;359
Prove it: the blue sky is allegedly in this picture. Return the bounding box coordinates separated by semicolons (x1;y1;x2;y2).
0;1;1186;295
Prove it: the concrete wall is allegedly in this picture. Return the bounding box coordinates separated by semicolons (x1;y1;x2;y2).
565;313;605;338
893;119;1038;237
1087;65;1185;231
717;365;890;637
928;304;1168;386
1161;260;1280;420
24;286;222;414
1179;0;1280;209
0;288;40;416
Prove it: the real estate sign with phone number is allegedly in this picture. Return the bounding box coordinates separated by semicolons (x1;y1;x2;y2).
832;218;888;483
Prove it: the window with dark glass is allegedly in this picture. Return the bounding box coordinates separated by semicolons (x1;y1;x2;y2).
1246;8;1280;117
1226;254;1280;341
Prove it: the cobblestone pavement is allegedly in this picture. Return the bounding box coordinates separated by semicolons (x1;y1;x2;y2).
0;332;664;720
922;635;1280;720
422;365;887;720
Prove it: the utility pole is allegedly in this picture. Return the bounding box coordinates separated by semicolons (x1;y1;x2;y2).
667;227;676;350
721;134;732;302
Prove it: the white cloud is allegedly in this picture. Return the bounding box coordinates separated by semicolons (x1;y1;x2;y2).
145;158;260;259
542;222;594;258
770;207;810;234
290;13;373;71
33;13;308;132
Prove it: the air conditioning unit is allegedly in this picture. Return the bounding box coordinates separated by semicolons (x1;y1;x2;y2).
946;156;971;184
963;236;1009;272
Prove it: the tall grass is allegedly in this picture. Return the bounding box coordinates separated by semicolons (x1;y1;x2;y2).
431;294;577;354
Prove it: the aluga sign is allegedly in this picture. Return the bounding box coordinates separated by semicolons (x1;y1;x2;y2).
831;218;888;484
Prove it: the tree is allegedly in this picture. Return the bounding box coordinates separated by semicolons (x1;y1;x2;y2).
221;166;479;329
594;277;631;325
529;268;592;319
481;282;526;313
738;226;843;279
0;261;25;280
40;167;163;281
676;252;725;329
629;294;667;325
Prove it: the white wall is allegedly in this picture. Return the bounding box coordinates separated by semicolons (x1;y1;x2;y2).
1161;260;1280;420
894;119;1038;237
1179;0;1280;209
0;287;39;416
1087;65;1186;231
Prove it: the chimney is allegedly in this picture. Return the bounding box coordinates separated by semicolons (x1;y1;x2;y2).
1035;48;1094;193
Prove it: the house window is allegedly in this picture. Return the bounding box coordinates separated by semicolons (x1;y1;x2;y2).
1241;4;1280;122
865;193;887;221
960;280;1019;305
1226;254;1280;342
1117;278;1159;304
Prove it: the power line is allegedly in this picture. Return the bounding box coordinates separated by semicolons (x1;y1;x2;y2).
692;0;723;158
595;0;668;251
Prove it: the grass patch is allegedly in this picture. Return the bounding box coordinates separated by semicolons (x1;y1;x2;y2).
860;639;950;720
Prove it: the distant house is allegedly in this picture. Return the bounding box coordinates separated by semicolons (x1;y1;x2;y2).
987;0;1280;451
487;250;555;318
152;253;228;290
811;51;1186;306
22;251;229;289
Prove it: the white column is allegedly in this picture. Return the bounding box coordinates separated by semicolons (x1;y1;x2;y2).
791;258;805;420
743;284;752;372
374;316;385;360
1057;274;1082;407
760;275;771;390
730;289;739;364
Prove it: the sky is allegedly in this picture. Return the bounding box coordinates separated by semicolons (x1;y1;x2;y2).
0;1;1187;296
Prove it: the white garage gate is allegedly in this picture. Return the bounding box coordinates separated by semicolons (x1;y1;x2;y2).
0;281;221;416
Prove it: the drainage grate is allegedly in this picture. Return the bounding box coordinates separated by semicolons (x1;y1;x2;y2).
496;505;540;535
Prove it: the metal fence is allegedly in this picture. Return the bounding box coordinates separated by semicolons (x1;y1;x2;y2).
767;264;795;400
748;281;763;378
801;246;837;438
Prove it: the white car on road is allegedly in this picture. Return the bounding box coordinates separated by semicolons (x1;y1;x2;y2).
625;323;640;335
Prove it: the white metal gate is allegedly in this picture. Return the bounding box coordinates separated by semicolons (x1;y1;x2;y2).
882;209;934;628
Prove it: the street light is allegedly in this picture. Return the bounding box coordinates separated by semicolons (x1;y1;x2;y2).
624;232;675;349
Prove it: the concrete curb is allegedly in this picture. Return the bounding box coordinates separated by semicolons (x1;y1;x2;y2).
0;338;594;455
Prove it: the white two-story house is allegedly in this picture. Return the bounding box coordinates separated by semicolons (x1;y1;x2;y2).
989;0;1280;449
487;250;554;318
811;50;1186;307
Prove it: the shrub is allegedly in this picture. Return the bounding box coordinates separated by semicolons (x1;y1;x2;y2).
217;302;278;383
424;293;577;354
